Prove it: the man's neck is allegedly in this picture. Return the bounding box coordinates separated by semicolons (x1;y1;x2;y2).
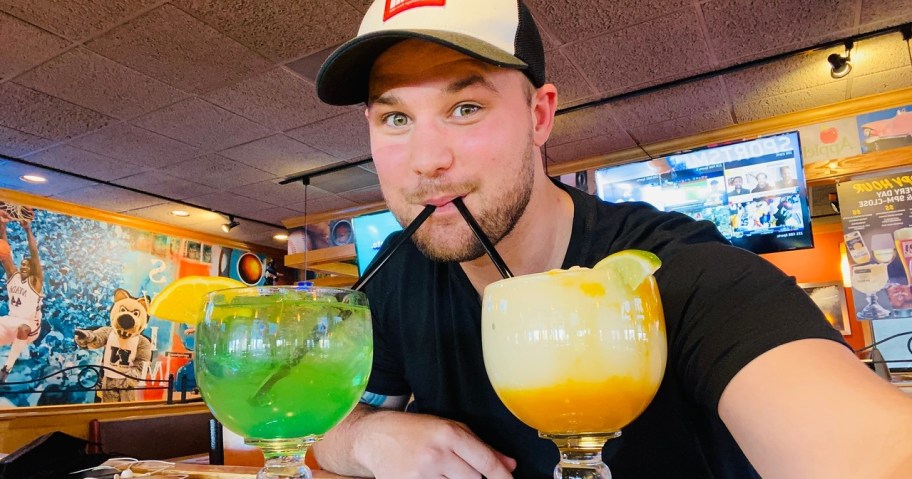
460;177;574;295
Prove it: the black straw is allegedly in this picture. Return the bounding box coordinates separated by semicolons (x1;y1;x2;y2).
352;204;436;291
452;198;513;279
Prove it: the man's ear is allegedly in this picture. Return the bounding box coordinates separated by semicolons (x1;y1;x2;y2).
531;83;558;148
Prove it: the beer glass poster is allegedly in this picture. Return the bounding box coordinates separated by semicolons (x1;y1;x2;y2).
837;171;912;321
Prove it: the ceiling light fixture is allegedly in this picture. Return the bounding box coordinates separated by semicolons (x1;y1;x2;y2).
221;215;239;233
827;41;853;79
170;210;190;217
273;233;289;241
20;174;47;183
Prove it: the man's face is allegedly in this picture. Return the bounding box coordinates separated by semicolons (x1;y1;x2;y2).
366;40;537;262
19;258;30;277
757;173;768;185
732;177;742;188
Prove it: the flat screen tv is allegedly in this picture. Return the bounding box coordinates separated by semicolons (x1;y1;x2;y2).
352;210;403;275
594;131;814;254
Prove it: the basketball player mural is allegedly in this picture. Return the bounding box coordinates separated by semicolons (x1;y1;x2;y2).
0;207;44;383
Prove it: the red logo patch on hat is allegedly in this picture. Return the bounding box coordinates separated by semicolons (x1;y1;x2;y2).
383;0;446;21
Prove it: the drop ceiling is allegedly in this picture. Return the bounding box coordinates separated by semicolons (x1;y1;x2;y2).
1;0;911;247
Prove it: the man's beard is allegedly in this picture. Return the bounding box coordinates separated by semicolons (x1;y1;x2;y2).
393;142;536;263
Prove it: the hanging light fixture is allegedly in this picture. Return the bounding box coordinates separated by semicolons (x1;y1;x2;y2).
221;215;240;233
827;41;853;79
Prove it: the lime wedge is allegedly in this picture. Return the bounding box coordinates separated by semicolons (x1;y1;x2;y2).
593;250;662;289
148;276;246;325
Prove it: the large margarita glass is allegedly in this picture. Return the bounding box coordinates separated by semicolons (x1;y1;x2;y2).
195;285;372;479
482;251;666;479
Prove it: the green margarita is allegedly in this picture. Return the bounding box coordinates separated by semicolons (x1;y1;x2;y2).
195;288;373;441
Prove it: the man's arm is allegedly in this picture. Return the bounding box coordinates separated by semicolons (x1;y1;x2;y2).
0;219;14;278
22;219;43;288
313;395;516;478
720;338;912;478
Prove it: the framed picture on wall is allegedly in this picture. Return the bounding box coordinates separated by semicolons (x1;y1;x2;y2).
799;281;851;335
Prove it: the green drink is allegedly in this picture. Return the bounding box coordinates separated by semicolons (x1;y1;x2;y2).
195;286;373;479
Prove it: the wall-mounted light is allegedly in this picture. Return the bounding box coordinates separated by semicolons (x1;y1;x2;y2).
827;41;853;79
840;242;852;288
222;215;239;233
273;233;289;241
20;174;47;183
170;210;190;217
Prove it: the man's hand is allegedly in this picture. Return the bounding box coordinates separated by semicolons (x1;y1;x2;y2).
352;410;516;479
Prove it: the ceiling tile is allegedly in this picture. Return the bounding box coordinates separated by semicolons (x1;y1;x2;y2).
528;0;690;44
161;153;275;190
550;103;635;148
849;66;912;99
285;45;337;83
628;108;733;145
133;98;272;150
232;179;333;207
51;183;165;212
286;110;370;160
611;77;730;129
0;125;53;157
22;144;148;181
701;0;856;64
0;82;112;140
308;165;378;194
0;0;159;41
725;46;855;104
860;0;912;30
0;161;99;195
85;4;272;94
548;50;596;107
338;184;385;205
183;191;279;216
68;122;200;168
358;162;376;174
219;134;339;177
113;170;217;200
564;9;711;97
342;0;372;13
173;0;361;62
15;47;187;120
852;32;912;75
0;11;69;81
120;202;223;225
287;194;357;215
205;67;350;131
248;206;303;225
732;80;848;122
545;134;635;165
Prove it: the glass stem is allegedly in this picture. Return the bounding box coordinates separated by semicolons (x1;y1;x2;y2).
541;432;620;479
246;436;319;479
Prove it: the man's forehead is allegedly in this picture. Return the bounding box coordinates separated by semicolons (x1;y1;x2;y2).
368;40;505;97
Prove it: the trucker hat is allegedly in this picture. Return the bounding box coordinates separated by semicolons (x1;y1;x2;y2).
316;0;545;106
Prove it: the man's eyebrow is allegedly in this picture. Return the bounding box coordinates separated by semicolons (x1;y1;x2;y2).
445;74;498;95
369;91;401;107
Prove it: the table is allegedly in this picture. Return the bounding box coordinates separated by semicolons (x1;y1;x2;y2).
131;462;350;478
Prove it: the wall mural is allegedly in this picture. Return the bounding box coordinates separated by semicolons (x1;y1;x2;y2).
0;201;280;407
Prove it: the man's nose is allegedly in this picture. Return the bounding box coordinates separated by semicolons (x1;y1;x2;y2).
408;121;454;177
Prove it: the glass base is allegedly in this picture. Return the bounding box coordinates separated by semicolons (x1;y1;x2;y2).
540;431;620;479
246;436;320;479
860;294;891;319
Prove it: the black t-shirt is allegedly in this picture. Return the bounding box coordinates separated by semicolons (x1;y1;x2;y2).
363;186;845;478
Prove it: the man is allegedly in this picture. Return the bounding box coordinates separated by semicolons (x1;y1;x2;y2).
312;1;912;477
751;172;773;193
0;211;44;383
728;175;750;196
777;165;799;189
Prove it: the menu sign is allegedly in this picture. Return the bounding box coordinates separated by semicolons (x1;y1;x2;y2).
837;171;912;320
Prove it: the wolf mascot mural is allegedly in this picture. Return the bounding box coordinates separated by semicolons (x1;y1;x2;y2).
75;289;152;402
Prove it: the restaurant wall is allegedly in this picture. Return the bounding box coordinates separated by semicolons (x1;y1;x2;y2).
0;200;287;408
761;222;866;351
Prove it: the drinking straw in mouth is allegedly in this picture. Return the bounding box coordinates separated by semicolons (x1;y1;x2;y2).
352;204;437;291
452;197;513;279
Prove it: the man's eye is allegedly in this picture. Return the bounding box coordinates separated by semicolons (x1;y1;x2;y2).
453;104;480;117
382;113;409;127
